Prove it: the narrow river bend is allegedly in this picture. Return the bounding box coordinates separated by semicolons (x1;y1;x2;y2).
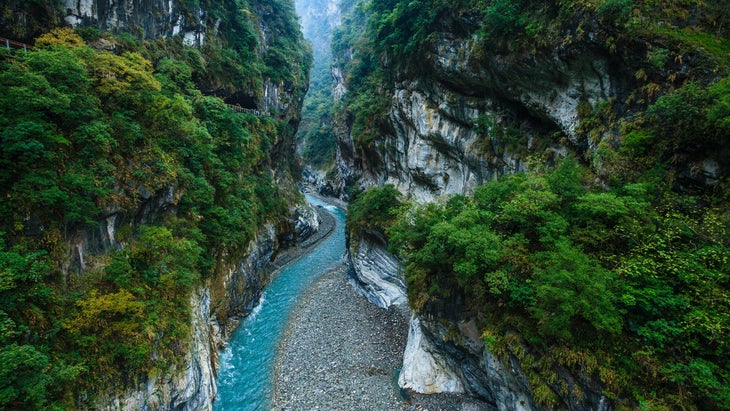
213;195;346;410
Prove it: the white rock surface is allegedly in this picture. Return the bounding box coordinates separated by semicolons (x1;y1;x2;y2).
350;234;407;308
398;316;465;394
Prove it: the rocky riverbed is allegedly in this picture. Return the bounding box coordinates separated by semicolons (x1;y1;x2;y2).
272;263;491;410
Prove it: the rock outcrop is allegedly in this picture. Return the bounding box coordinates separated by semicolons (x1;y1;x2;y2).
64;185;179;276
347;231;406;308
59;180;318;410
62;0;206;45
87;201;319;410
333;47;614;203
345;231;546;410
397;315;556;411
95;288;217;411
398;316;465;395
337;8;628;409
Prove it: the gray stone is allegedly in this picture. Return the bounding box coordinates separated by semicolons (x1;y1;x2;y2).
399;316;465;394
348;231;407;308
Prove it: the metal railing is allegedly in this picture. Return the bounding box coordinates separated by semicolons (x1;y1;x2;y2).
0;37;31;52
225;104;266;116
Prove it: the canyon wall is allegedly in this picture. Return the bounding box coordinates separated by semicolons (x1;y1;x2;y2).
334;2;728;410
0;0;312;409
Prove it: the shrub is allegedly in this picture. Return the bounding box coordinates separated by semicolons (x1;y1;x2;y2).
381;158;729;408
346;184;402;236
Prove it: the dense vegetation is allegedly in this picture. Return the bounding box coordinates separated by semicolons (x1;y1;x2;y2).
0;0;63;41
335;0;730;164
343;0;730;409
0;0;310;406
298;55;337;169
331;0;393;153
346;184;401;237
350;159;729;409
296;1;338;171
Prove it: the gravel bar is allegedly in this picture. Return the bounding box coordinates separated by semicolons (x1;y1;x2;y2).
272;263;491;410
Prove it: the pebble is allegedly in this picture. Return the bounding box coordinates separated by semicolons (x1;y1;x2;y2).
271;263;493;410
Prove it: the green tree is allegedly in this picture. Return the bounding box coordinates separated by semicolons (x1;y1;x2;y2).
346;184;402;236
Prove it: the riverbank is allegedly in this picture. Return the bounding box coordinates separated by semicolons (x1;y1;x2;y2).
272;264;491;410
214;198;347;410
270;204;336;271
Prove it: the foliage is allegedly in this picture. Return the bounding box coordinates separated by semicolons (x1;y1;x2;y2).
0;1;64;41
471;0;729;53
367;0;453;64
295;0;338;171
346;184;402;236
65;226;201;385
258;0;313;86
333;0;730;409
381;158;730;409
639;76;730;167
0;238;80;410
297;39;336;169
330;0;395;154
0;0;307;403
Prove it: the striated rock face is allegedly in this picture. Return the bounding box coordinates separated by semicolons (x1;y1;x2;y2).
328;14;617;202
347;231;406;308
335;8;623;409
62;0;206;45
377;80;507;202
344;231;546;410
1;0;311;408
60;0;308;123
88;199;319;411
341;46;612;201
399;301;611;411
181;288;217;411
409;315;538;411
65;185;179;276
425;32;614;144
209;198;321;342
293;201;320;241
398;316;465;394
212;224;278;339
331;66;347;101
43;2;311;408
96;289;217;411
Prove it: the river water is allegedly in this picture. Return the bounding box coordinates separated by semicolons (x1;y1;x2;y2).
213;196;346;410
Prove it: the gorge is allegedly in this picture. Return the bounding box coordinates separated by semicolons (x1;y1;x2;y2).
215;196;345;410
313;0;729;409
0;0;729;410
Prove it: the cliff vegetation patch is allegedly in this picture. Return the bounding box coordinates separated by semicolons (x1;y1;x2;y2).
351;159;729;409
0;0;309;403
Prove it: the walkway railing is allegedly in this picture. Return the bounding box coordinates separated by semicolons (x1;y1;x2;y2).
1;37;31;52
225;103;266;116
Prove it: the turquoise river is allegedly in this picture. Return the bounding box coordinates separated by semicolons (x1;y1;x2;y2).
213;196;346;410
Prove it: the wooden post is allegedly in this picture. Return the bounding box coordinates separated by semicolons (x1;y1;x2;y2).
5;39;9;50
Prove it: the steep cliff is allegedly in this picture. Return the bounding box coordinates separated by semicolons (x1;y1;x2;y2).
295;0;342;189
338;1;729;410
331;1;729;200
0;1;312;409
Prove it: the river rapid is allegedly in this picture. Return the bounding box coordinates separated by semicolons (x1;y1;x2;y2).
213;196;345;410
